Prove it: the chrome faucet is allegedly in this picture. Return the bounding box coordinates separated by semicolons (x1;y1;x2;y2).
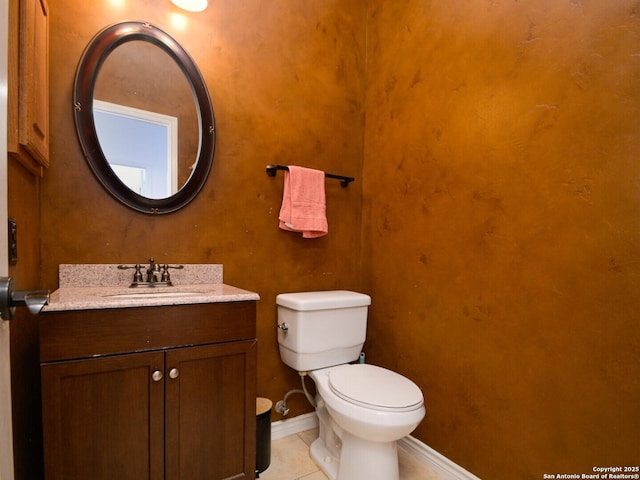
118;258;184;287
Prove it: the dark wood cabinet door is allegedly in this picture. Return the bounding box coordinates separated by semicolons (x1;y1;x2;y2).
41;351;165;480
165;340;257;480
20;0;50;166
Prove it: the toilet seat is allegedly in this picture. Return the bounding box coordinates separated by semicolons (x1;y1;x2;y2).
328;364;423;412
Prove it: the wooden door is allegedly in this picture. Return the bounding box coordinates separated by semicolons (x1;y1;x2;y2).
0;1;13;476
41;351;165;480
165;340;257;480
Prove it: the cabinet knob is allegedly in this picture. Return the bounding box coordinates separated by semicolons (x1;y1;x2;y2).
169;368;180;379
152;370;163;382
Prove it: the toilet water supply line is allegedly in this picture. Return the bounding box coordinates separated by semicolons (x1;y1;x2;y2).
275;372;317;416
275;352;366;416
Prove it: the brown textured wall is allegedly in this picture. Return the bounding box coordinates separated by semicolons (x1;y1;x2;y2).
363;1;640;478
43;0;366;418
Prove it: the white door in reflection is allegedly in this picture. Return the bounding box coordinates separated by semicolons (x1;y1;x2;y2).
93;99;178;198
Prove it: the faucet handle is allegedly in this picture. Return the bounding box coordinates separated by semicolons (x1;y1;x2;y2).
118;264;145;285
161;265;170;282
133;265;143;283
160;264;184;283
164;264;184;270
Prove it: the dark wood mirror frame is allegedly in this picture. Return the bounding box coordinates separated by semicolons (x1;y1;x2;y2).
73;21;215;214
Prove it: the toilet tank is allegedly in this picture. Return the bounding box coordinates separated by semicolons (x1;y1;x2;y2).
276;290;371;372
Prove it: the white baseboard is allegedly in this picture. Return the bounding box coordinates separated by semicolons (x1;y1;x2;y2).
398;435;481;480
271;412;319;440
270;413;480;480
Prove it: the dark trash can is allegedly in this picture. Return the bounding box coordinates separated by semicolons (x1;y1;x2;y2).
256;398;272;476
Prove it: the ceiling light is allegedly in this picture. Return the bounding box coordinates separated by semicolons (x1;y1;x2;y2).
171;0;208;12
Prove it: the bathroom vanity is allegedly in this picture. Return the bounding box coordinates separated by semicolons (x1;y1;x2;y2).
39;264;259;480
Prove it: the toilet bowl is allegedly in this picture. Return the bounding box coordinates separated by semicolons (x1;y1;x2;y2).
276;291;426;480
309;364;425;480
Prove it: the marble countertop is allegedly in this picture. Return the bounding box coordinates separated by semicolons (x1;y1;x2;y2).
42;263;260;312
43;283;260;312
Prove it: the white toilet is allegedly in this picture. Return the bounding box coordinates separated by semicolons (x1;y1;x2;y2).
276;290;425;480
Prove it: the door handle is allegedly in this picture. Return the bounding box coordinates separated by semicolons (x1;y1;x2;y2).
0;277;50;321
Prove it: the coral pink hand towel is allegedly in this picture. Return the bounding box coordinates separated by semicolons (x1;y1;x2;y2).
279;166;328;238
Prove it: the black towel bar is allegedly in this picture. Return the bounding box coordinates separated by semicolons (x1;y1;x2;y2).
266;164;355;187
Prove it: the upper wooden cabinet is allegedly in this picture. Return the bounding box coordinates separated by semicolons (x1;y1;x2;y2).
8;0;50;176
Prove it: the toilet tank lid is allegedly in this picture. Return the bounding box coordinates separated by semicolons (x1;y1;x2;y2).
276;290;371;310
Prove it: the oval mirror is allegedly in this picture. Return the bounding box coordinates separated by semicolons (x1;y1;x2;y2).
73;21;215;214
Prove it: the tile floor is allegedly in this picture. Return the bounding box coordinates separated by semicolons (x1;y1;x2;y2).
257;428;445;480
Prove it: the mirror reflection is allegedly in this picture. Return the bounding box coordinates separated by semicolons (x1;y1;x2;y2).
93;41;199;198
94;100;178;198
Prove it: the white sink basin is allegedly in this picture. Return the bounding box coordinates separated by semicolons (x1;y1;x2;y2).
104;291;204;299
